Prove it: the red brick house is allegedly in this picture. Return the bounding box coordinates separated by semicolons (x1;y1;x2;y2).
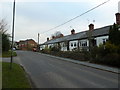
18;39;37;50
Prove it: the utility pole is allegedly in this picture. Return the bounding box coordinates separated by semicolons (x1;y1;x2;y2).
27;39;28;50
38;33;39;45
37;33;40;51
10;0;16;69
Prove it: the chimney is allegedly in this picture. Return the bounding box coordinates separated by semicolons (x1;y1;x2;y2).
115;13;120;25
71;29;75;34
47;37;49;41
89;24;94;30
52;36;55;39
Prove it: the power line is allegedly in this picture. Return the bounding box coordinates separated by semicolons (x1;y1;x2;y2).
41;0;110;34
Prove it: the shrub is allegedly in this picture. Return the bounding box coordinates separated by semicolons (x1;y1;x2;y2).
40;46;51;54
40;42;120;67
91;53;120;67
91;42;120;67
51;46;61;52
109;23;120;45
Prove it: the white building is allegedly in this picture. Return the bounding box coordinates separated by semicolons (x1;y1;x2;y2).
40;13;120;51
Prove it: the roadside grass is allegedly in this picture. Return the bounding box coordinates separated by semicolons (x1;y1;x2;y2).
2;62;31;88
2;51;17;57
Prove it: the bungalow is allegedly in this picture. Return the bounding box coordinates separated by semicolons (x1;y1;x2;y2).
40;13;120;51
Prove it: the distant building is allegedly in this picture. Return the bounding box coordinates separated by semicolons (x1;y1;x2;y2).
14;41;19;50
40;13;120;51
18;39;37;50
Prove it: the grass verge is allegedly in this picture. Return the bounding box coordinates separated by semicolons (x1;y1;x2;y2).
2;62;31;88
2;51;17;57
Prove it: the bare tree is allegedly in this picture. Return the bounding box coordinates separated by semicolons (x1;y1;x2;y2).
0;19;8;34
0;19;10;51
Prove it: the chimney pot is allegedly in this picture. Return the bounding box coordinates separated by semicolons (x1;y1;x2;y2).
71;29;75;34
89;24;94;30
47;37;49;41
52;36;55;39
115;13;120;25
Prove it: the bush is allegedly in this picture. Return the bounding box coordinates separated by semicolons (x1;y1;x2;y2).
91;53;120;67
40;46;51;54
109;23;120;45
40;42;120;67
41;49;90;61
51;46;61;52
2;33;10;52
91;42;120;67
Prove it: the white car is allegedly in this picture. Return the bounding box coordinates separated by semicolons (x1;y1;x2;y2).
13;48;16;51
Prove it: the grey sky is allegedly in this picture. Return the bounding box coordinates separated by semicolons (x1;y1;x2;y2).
0;0;120;43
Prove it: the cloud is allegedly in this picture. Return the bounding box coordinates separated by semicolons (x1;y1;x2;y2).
0;0;111;3
14;15;56;43
0;2;13;34
1;0;120;43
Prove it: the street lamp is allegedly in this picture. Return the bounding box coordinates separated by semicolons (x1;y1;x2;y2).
10;0;16;69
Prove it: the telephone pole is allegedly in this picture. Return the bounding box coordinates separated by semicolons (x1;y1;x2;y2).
38;33;39;45
37;33;40;51
10;0;16;69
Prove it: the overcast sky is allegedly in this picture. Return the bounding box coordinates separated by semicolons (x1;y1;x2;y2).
0;0;120;43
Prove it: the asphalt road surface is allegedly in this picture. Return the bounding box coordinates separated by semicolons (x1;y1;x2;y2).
15;51;119;88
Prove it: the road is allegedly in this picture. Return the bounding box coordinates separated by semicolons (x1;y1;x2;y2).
15;51;118;88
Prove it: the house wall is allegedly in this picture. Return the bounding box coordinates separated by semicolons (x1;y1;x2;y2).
60;42;67;51
27;40;37;48
19;42;26;50
18;40;37;50
40;36;109;51
40;45;45;50
48;44;51;48
69;39;89;51
96;36;108;46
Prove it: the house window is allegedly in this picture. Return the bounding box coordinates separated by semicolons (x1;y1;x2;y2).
85;42;87;46
71;43;73;47
74;42;77;47
80;41;87;47
92;39;96;46
103;39;108;45
31;44;34;46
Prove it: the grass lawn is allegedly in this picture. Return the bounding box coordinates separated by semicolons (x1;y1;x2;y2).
2;62;31;88
2;51;17;57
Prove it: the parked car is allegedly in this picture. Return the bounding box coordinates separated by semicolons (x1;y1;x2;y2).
32;47;37;52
